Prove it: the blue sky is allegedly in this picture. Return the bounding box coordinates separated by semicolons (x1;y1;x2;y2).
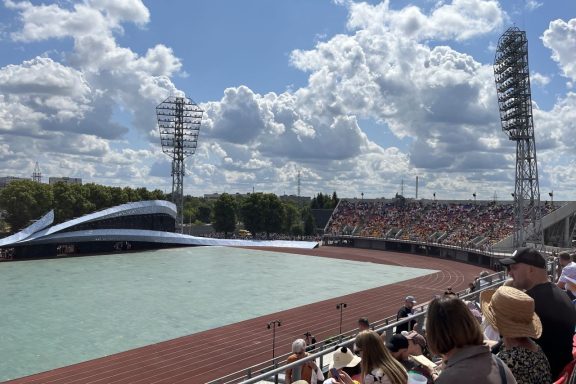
0;0;575;200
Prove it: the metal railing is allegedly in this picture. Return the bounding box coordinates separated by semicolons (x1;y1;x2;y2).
208;271;509;384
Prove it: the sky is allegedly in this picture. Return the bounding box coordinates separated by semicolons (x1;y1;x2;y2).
0;0;575;201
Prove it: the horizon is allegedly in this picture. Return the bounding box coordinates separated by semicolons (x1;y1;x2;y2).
1;0;574;200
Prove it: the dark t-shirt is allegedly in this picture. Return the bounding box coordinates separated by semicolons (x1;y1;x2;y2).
396;306;416;334
527;282;576;380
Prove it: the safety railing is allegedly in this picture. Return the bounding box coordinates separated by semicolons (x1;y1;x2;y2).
208;271;509;384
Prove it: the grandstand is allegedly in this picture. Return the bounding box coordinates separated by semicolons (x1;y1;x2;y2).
324;197;576;252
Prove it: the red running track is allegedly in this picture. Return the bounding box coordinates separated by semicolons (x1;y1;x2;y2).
7;246;491;384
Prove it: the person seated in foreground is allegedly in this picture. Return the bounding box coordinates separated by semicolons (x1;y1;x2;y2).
386;334;417;372
480;286;552;384
402;330;438;383
500;247;576;379
323;346;362;384
355;330;408;384
426;295;517;383
285;338;322;384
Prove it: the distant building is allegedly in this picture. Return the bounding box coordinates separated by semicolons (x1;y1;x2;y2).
49;177;82;185
0;176;27;189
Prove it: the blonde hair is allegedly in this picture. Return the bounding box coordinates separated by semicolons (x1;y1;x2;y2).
355;330;408;384
426;296;484;355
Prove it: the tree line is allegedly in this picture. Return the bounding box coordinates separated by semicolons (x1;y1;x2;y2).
0;180;339;238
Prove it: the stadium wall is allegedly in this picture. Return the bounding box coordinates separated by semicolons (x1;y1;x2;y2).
323;235;504;270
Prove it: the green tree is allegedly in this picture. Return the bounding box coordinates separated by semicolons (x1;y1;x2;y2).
84;183;113;211
240;193;286;238
282;202;299;234
240;193;264;236
149;189;165;200
261;193;285;238
212;193;237;237
52;182;93;223
291;223;304;238
304;210;316;236
0;180;53;231
196;204;212;223
110;187;129;206
331;191;339;208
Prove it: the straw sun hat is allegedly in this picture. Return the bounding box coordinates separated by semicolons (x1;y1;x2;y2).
480;286;542;339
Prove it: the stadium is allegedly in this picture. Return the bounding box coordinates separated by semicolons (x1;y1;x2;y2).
1;7;576;384
1;194;575;383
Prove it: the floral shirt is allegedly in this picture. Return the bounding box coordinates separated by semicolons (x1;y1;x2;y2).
498;345;552;384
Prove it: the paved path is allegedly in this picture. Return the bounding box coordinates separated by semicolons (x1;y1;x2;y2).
8;246;490;384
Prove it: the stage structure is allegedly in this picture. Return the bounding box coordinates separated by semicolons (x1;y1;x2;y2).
156;96;203;233
494;27;542;248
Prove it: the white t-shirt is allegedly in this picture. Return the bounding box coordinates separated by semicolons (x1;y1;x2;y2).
559;262;576;294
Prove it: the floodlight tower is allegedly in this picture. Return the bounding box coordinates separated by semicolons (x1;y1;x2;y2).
494;27;542;248
156;96;203;233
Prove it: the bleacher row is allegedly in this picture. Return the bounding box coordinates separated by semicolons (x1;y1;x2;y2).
325;200;557;249
209;246;576;384
225;271;509;384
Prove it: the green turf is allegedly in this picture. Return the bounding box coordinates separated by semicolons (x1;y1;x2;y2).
0;246;437;381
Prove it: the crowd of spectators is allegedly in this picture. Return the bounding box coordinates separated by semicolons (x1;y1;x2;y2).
285;248;576;384
325;199;557;248
201;231;321;242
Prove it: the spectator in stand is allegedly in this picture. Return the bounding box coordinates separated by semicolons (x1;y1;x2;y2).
358;317;370;332
387;333;435;384
500;247;576;380
465;282;476;294
396;296;417;334
355;330;408;384
402;330;437;383
480;286;552;384
285;338;322;384
557;251;576;300
426;295;517;384
305;332;317;352
402;331;432;360
325;346;362;384
386;334;415;370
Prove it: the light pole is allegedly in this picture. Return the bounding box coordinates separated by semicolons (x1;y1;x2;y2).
267;320;282;360
336;302;347;337
473;192;477;203
549;191;554;209
267;319;281;384
361;192;364;201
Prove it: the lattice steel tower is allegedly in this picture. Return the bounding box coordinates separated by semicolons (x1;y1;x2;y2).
32;161;42;183
494;27;542;248
156;96;203;233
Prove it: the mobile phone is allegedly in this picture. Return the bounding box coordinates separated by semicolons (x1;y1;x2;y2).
330;368;340;381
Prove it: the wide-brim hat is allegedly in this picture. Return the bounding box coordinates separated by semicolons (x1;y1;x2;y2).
480;286;542;339
330;346;361;369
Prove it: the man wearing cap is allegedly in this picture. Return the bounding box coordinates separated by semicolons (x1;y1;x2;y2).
386;334;416;370
402;331;436;383
500;247;576;380
396;295;417;334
